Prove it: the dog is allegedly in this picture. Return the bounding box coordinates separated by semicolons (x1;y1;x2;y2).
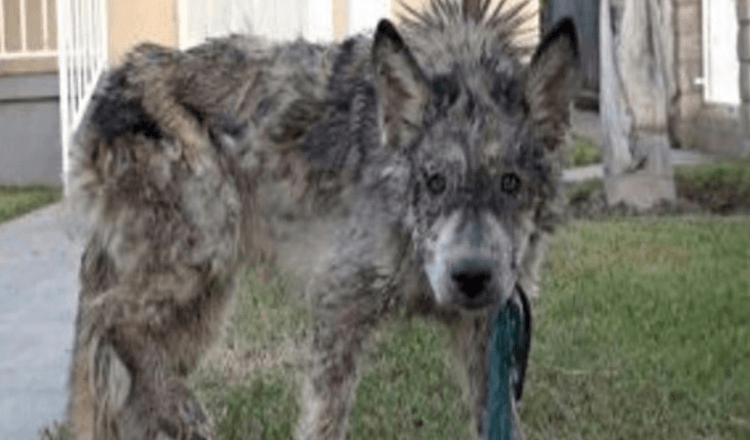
65;1;578;439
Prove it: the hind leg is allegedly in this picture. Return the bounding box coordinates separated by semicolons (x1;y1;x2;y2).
76;285;218;440
69;308;210;440
90;338;211;440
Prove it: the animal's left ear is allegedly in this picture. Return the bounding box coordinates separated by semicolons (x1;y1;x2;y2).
524;18;579;150
372;19;431;149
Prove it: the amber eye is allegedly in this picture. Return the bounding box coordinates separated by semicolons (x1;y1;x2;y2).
500;172;521;194
426;172;447;195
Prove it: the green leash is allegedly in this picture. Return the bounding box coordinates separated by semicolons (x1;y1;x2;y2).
487;286;531;440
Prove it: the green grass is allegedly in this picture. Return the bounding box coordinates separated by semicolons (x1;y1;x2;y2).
566;178;604;203
0;185;61;223
525;216;750;439
38;422;76;440
564;135;602;168
349;319;469;440
190;216;750;440
191;263;470;440
675;159;750;213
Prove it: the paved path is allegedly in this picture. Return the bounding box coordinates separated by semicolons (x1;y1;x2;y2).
0;204;82;440
563;109;714;183
561;147;714;183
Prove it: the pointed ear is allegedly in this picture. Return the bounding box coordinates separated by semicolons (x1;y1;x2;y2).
525;18;579;150
372;19;431;149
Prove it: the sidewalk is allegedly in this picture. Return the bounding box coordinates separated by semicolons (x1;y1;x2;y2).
561;148;712;183
563;109;714;183
0;204;82;440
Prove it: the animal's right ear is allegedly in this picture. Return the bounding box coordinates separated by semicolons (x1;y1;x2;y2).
372;19;431;149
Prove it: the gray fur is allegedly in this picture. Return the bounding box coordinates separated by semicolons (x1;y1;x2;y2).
66;1;578;439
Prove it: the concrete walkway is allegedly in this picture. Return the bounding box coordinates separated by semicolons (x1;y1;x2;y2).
563;108;714;183
562;148;713;183
0;204;82;440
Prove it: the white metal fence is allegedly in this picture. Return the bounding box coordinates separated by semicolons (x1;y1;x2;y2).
0;0;57;59
56;0;107;192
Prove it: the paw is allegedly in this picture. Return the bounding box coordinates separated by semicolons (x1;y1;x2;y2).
153;382;213;440
120;377;213;440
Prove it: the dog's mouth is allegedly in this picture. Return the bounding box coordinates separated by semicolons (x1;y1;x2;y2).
453;292;494;310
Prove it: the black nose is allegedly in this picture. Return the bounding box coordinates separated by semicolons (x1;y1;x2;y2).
450;259;493;299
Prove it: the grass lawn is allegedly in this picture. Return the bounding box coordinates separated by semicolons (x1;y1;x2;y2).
675;159;750;213
563;135;602;169
525;216;750;439
189;215;750;440
0;185;61;224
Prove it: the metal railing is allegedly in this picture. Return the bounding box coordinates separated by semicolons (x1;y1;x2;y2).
56;0;107;192
0;0;57;59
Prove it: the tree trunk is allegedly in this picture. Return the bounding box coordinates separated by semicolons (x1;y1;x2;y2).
599;0;676;209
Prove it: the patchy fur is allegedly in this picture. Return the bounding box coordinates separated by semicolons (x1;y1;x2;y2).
66;1;578;439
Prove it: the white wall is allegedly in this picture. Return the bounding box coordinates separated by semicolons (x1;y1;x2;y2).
703;0;741;105
179;0;334;48
348;0;390;35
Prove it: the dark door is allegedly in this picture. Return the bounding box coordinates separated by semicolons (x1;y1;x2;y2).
543;0;599;94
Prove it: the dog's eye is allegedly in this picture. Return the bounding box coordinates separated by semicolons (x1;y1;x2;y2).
500;172;520;194
426;173;447;195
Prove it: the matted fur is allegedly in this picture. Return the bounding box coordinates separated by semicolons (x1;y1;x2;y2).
66;1;578;439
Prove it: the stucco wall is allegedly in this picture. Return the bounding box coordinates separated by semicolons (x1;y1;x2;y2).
108;0;178;64
0;74;61;186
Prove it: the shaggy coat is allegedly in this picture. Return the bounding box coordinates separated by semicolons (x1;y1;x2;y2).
66;1;578;439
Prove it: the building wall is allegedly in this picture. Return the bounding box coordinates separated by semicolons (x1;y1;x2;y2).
0;74;61;186
105;0;539;55
395;0;539;47
674;0;703;123
333;0;539;42
674;0;749;155
108;0;178;64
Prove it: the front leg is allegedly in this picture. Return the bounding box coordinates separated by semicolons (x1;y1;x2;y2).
297;268;397;440
452;286;531;440
90;339;211;440
451;314;491;440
